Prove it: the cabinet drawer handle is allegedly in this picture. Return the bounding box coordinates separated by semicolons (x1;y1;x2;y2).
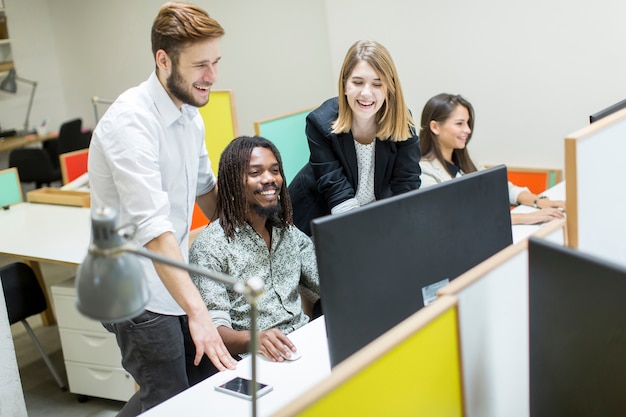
87;368;113;381
80;334;108;347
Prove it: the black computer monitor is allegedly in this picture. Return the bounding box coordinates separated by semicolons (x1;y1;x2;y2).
312;165;513;367
528;238;626;416
589;98;626;123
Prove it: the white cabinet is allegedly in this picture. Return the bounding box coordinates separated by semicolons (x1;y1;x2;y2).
51;277;136;402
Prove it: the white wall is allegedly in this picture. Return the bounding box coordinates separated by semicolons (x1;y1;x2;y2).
2;0;626;171
0;0;65;134
324;0;626;171
1;0;334;137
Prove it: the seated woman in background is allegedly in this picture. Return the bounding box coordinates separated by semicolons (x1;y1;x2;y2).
419;93;565;225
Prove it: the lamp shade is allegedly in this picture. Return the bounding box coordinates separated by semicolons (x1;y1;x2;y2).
75;208;150;322
0;68;17;93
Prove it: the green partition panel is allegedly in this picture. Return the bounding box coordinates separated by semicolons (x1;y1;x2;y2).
254;107;314;184
0;168;23;207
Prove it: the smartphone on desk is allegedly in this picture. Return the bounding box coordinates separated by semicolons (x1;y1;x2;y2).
215;376;273;400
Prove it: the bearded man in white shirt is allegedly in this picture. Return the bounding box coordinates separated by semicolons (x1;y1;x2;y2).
88;3;236;415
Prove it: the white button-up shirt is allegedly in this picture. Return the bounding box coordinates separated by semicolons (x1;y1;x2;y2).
88;71;216;315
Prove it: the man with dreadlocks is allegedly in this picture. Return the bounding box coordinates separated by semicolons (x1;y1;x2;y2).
189;135;320;362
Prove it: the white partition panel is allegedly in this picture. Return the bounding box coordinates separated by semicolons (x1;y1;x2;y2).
438;220;565;417
565;107;626;265
440;242;529;417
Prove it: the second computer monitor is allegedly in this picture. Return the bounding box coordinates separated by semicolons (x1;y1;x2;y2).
312;165;513;367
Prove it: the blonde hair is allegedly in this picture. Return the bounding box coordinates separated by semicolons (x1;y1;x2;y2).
332;40;414;142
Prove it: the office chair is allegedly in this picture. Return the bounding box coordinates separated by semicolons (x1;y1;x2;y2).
43;138;60;170
56;118;89;155
9;148;62;188
0;262;68;390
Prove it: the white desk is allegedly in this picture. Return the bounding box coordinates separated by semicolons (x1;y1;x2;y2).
0;202;91;323
511;181;566;243
140;317;331;417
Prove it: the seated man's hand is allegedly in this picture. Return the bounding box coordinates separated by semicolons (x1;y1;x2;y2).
258;328;297;362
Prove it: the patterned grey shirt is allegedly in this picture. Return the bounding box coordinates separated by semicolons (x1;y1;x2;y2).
189;220;320;335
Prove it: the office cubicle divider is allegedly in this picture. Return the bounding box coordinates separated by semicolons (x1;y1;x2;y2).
193;90;238;232
59;148;88;184
564;106;626;266
272;296;464;417
0;167;23;206
505;166;562;195
253;107;315;184
198;90;238;177
528;237;626;416
438;219;566;417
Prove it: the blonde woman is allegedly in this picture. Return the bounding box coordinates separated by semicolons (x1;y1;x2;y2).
289;40;421;235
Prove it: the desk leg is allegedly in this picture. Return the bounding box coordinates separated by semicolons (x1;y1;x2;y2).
25;260;56;326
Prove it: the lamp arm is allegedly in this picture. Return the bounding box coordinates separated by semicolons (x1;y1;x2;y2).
20;79;37;133
121;242;263;417
92;96;115;123
122;244;242;289
83;204;264;417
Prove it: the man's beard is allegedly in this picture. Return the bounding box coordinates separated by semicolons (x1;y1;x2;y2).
166;64;207;108
254;202;283;218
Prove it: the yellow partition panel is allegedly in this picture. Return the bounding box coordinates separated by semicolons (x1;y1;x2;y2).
273;296;464;417
192;90;238;232
198;90;238;176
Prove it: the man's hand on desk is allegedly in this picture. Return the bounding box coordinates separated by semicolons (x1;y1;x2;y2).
258;328;299;362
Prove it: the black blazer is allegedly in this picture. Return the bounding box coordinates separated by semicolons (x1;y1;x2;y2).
288;97;421;235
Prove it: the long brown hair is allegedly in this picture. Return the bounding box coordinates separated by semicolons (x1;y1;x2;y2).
419;93;477;174
333;40;414;142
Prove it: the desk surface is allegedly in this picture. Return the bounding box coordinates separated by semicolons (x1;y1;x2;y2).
140;317;331;417
511;181;566;243
0;202;90;265
0;132;58;153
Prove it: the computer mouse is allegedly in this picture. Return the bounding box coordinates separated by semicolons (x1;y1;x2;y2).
281;349;302;361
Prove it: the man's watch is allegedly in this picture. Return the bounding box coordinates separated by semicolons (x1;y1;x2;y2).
533;195;548;208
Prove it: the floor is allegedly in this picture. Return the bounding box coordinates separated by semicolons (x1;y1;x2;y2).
3;256;126;417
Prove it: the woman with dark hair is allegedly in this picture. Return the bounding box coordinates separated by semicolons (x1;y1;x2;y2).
289;40;421;236
419;93;565;225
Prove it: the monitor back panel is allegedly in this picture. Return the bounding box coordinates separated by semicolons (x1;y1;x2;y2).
312;165;512;367
528;238;626;416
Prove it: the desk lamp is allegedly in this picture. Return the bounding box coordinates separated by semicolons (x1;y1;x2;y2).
0;68;38;135
91;96;114;124
76;207;264;417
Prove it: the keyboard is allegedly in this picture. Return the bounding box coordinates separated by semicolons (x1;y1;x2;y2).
0;129;17;138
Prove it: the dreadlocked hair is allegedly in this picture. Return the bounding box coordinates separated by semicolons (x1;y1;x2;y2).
217;136;293;240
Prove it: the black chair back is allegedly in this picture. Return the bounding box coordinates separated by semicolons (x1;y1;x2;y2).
9;148;62;188
0;262;47;325
57;118;88;155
